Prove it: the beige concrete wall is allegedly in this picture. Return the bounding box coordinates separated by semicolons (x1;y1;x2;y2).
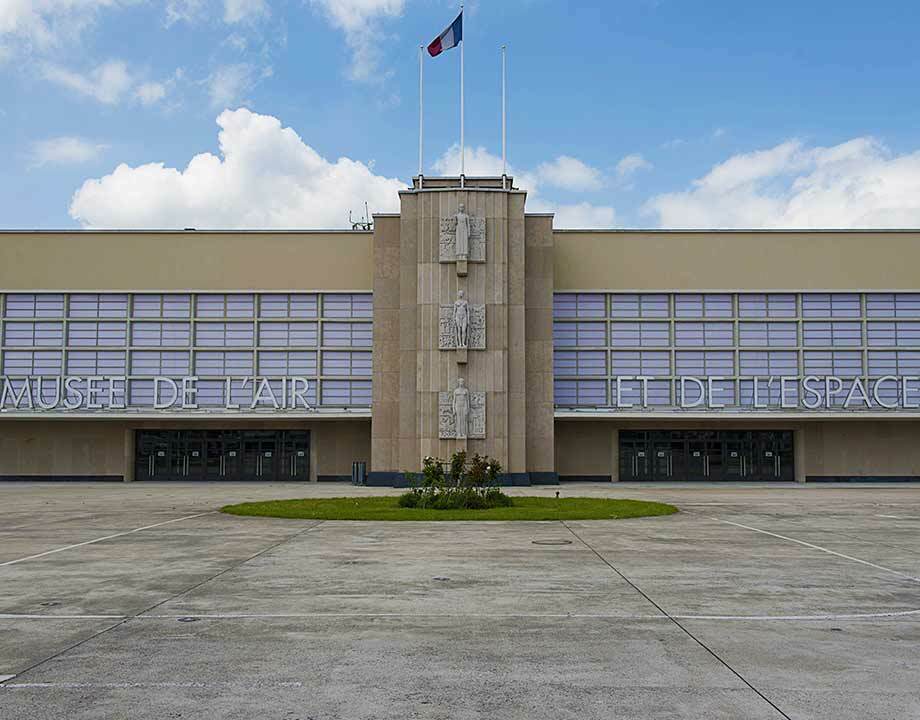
0;231;373;291
371;215;404;474
554;231;920;290
0;419;370;479
0;421;127;477
555;421;613;477
312;420;372;478
524;215;556;474
803;421;920;477
374;181;536;475
411;188;518;467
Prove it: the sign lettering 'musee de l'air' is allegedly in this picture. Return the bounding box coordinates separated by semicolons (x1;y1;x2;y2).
0;376;313;411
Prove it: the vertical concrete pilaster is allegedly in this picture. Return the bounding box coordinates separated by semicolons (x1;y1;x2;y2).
123;428;135;482
794;425;807;483
610;428;620;482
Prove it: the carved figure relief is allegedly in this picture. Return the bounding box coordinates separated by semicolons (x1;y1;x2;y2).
439;292;485;350
439;379;486;439
455;203;470;260
439;209;486;263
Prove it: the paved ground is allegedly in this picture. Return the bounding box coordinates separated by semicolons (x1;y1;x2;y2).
0;481;918;719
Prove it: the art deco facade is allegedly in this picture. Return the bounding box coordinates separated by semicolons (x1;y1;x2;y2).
2;175;920;483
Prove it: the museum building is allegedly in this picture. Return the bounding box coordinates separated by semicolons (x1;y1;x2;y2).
2;175;920;483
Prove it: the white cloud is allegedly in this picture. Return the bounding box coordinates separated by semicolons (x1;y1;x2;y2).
432;144;616;229
134;80;167;105
615;153;652;180
223;0;268;23
165;0;205;25
42;59;176;106
536;156;604;191
548;202;616;229
207;63;268;108
42;59;132;104
30;136;107;167
69;108;405;229
0;0;132;53
309;0;405;81
644;137;920;228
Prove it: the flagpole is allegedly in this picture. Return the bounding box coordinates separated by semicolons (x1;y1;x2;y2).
501;44;507;188
459;4;464;186
418;45;424;188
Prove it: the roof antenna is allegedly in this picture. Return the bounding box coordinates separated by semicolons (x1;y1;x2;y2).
349;202;373;231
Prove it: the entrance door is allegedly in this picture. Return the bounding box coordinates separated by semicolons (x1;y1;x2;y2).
135;431;171;480
281;431;310;481
619;432;651;481
135;430;310;481
751;431;794;481
173;431;205;480
686;434;708;480
617;429;793;482
722;432;752;481
649;434;681;481
241;431;279;480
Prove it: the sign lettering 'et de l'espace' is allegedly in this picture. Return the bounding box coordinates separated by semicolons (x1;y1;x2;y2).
3;373;920;412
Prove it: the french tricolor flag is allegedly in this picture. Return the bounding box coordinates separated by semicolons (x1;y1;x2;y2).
427;11;463;57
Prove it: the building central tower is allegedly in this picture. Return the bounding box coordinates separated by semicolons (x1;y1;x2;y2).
370;176;556;484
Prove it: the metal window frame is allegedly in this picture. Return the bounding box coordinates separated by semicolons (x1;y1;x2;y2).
552;290;920;412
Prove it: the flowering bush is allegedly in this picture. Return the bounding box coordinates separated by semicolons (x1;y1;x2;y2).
398;451;511;509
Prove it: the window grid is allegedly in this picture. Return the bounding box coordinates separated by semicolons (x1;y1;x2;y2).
552;292;920;409
0;292;373;409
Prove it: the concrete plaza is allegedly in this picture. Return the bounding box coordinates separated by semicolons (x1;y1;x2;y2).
0;481;918;719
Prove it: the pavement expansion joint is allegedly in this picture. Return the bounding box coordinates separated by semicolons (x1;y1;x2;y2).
560;519;794;720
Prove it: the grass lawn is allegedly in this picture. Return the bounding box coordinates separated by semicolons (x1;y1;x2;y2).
221;496;678;521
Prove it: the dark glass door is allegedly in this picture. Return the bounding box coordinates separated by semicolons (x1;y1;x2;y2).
687;437;707;480
619;433;651;481
722;434;751;481
135;430;310;481
136;431;171;480
223;432;242;480
282;431;310;481
619;429;792;482
706;440;724;481
752;431;794;481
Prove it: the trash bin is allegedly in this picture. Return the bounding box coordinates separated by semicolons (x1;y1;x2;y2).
351;461;367;485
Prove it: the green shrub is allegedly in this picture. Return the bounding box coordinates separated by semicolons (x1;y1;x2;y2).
397;451;512;510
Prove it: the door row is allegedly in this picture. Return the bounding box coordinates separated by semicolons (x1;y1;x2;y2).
135;429;310;481
619;430;794;481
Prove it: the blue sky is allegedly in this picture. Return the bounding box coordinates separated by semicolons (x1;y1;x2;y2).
3;0;920;229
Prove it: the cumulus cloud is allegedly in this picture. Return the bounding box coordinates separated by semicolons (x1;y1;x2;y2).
309;0;405;81
432;144;616;228
644;137;920;228
536;156;604;191
30;136;107;168
69;108;404;229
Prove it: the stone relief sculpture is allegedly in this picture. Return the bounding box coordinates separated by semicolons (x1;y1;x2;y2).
452;377;470;437
439;379;486;439
439;293;485;350
455;203;470;261
439;208;486;263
